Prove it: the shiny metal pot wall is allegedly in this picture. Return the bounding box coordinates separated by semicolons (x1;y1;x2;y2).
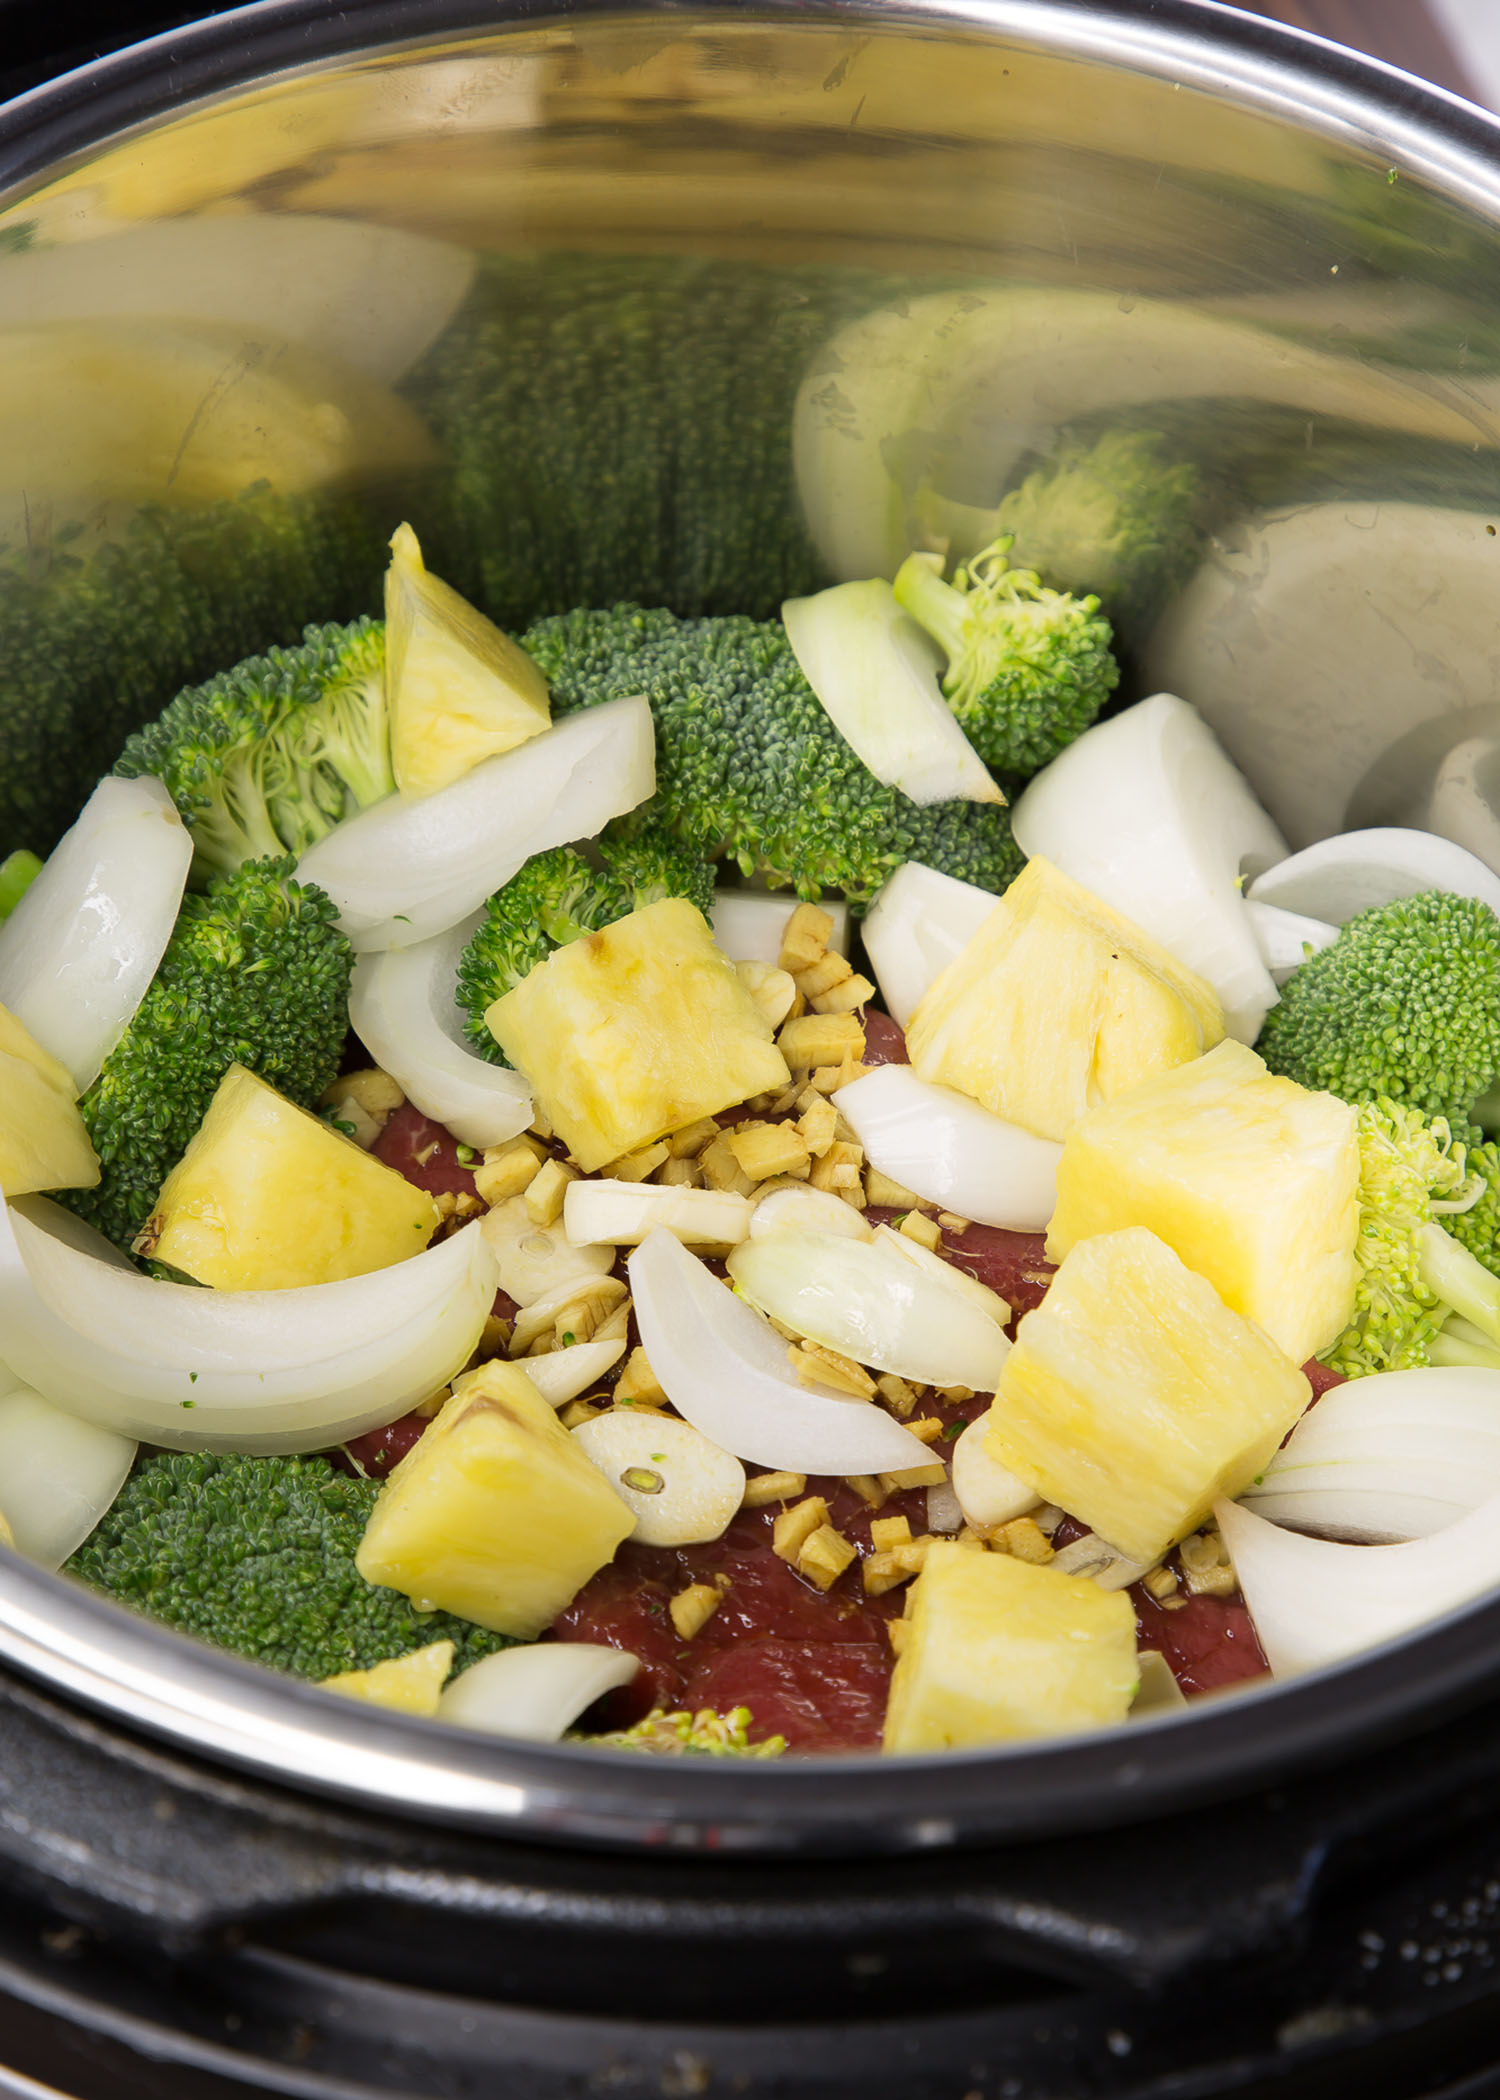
2;0;1500;1850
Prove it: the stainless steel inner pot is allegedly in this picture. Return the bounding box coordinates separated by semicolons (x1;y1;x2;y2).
3;0;1500;1855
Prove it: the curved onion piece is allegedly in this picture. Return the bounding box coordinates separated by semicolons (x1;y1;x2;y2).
750;1185;873;1242
628;1227;933;1474
873;1225;1008;1325
782;580;1001;807
711;889;849;968
861;861;999;1029
0;1376;135;1569
437;1643;640;1742
951;1411;1041;1531
0;777;191;1091
836;1064;1061;1232
0;1195;498;1452
1240;1365;1500;1543
350;913;532;1149
572;1411;745;1546
516;1339;627;1408
1247;826;1500;927
1245;899;1338;984
726;1228;1010;1392
1217;1487;1500;1678
298;694;655;951
1011;693;1287;1042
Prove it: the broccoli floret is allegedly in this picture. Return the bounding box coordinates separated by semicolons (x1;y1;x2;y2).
115;616;391;884
522;605;1024;907
456;820;717;1060
1257;891;1500;1137
577;1705;785;1756
1445;1138;1500;1280
0;848;40;919
67;1451;511;1681
0;482;389;861
58;856;353;1253
890;540;1118;777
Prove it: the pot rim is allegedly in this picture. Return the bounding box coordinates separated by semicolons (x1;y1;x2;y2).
4;0;1500;1851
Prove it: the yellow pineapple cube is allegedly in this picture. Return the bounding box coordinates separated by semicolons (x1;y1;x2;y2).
385;522;551;798
0;1001;98;1198
355;1361;634;1638
319;1639;455;1716
882;1542;1138;1753
1045;1039;1358;1364
139;1064;439;1288
906;857;1224;1141
989;1228;1311;1564
486;899;790;1173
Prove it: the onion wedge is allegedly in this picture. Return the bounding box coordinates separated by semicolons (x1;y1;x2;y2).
349;913;532;1149
726;1228;1010;1392
836;1064;1061;1232
1240;1365;1500;1542
782;579;1002;807
1011;693;1287;1042
711;889;849;967
0;777;191;1091
298;693;655;950
437;1643;640;1742
0;1195;498;1452
1247;826;1500;927
1218;1485;1500;1678
1245;899;1338;984
516;1340;627;1409
628;1227;933;1474
0;1376;135;1569
860;861;999;1029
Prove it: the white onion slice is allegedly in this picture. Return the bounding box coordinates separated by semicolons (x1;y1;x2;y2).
628;1227;933;1474
726;1228;1010;1392
0;1195;498;1452
861;861;999;1029
1247;827;1500;926
0;777;191;1091
782;579;1002;808
349;913;532;1148
1049;1531;1155;1592
711;889;849;968
836;1064;1061;1232
952;1411;1042;1530
479;1195;614;1308
1245;899;1339;984
514;1340;626;1408
1240;1365;1500;1542
1217;1486;1500;1678
563;1179;751;1249
572;1411;745;1546
750;1185;873;1242
0;1375;135;1569
298;694;655;950
437;1643;639;1741
873;1224;1009;1325
1011;693;1287;1042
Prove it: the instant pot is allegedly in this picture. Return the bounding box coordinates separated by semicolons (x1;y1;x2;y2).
6;0;1500;2091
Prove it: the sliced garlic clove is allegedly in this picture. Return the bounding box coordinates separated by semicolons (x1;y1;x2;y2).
479;1193;614;1306
563;1178;752;1249
571;1410;745;1546
952;1409;1041;1530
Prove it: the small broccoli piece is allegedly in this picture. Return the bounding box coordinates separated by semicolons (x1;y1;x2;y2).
59;856;353;1253
115;616;391;884
577;1705;786;1756
523;604;1025;907
1257;891;1500;1137
456;820;716;1060
1447;1138;1500;1280
891;540;1118;776
0;847;40;918
67;1451;512;1681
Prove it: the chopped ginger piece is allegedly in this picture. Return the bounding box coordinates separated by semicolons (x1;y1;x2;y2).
797;1524;857;1591
778;1012;865;1072
525;1157;577;1227
615;1346;667;1406
727;1120;812;1183
870;1515;913;1552
700;1132;756;1196
795;951;853;1001
899;1210;943;1253
742;1470;807;1508
474;1138;545;1205
609;1140;671;1183
789;1340;876;1398
772;1495;830;1562
670;1580;728;1640
779;903;834;975
1001;1516;1056;1565
810;972;876;1016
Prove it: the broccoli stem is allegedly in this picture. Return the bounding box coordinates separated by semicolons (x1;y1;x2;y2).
1418;1221;1500;1349
892;553;971;672
0;848;42;920
1429;1317;1500;1372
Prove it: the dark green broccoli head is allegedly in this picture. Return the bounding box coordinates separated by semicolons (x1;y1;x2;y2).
59;855;353;1253
521;604;1024;908
67;1451;510;1681
601;815;717;919
115;615;391;883
892;542;1118;776
1257;891;1500;1137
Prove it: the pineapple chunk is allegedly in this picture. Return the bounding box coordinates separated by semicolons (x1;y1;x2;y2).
139;1064;438;1288
906;856;1223;1141
990;1227;1311;1564
319;1639;455;1716
0;1001;99;1198
486;898;790;1173
356;1361;634;1637
882;1542;1138;1753
1046;1038;1358;1364
385;522;551;798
